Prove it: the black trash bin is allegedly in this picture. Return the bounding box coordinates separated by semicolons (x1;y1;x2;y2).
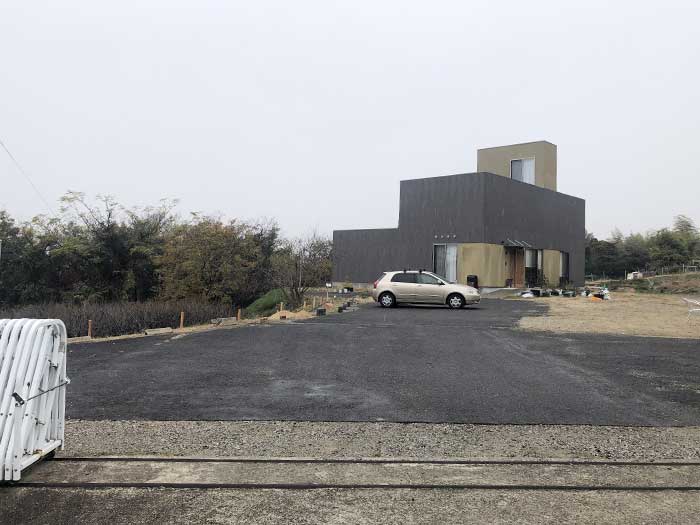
467;275;479;289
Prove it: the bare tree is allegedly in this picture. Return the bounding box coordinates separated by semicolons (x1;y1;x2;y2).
272;233;332;308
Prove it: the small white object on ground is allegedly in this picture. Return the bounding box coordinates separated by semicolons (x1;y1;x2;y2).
683;298;700;320
210;317;238;326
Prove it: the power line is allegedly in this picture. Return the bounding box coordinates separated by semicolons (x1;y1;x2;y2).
0;136;53;214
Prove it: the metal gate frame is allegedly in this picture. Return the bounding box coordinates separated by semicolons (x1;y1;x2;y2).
1;319;68;481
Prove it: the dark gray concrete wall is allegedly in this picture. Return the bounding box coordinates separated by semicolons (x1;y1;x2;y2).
398;173;487;242
332;228;403;283
333;172;586;285
482;175;586;285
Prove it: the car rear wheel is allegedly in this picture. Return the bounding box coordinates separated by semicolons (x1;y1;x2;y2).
379;292;396;308
447;293;464;309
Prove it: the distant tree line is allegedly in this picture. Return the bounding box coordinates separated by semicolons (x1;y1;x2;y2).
586;215;700;278
0;192;331;308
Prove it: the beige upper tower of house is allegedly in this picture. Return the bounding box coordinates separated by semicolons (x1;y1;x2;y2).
476;140;557;191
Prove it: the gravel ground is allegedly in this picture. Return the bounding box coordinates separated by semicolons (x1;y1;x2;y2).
4;487;699;524
11;421;700;523
518;292;700;338
63;420;700;460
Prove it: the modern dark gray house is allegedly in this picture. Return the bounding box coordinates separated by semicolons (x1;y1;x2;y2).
332;141;585;288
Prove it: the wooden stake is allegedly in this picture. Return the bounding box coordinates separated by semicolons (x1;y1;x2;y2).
87;319;93;339
236;308;241;321
179;311;185;330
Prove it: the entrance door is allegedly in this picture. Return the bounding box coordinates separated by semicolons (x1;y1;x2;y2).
433;244;457;282
513;249;525;287
505;247;525;287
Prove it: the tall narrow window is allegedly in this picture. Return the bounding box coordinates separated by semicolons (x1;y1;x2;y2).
433;244;446;278
524;248;541;287
560;252;570;281
511;158;535;185
445;244;457;283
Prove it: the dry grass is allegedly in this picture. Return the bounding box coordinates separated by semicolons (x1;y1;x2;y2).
0;301;232;338
518;292;700;339
599;272;700;295
1;293;375;342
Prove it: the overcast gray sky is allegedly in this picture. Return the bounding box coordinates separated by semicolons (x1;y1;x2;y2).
1;1;698;239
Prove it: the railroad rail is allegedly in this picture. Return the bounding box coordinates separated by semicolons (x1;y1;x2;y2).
9;456;700;491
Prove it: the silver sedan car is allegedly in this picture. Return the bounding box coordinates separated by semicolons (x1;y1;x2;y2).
371;270;480;308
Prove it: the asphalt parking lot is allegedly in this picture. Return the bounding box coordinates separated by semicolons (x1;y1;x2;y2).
66;299;700;426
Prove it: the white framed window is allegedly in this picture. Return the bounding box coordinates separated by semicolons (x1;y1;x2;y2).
510;158;535;185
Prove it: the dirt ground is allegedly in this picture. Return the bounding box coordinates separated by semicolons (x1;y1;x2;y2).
267;309;315;320
518;292;700;339
62;420;700;460
267;295;375;321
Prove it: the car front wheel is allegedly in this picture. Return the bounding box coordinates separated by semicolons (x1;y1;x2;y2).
379;292;396;308
447;293;464;309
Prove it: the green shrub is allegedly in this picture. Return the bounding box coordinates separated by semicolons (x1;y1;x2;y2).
244;288;285;317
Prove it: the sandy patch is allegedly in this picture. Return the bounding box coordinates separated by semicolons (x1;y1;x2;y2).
267;309;314;321
518;292;700;339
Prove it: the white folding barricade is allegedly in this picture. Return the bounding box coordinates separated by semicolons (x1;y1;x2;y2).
0;319;69;481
